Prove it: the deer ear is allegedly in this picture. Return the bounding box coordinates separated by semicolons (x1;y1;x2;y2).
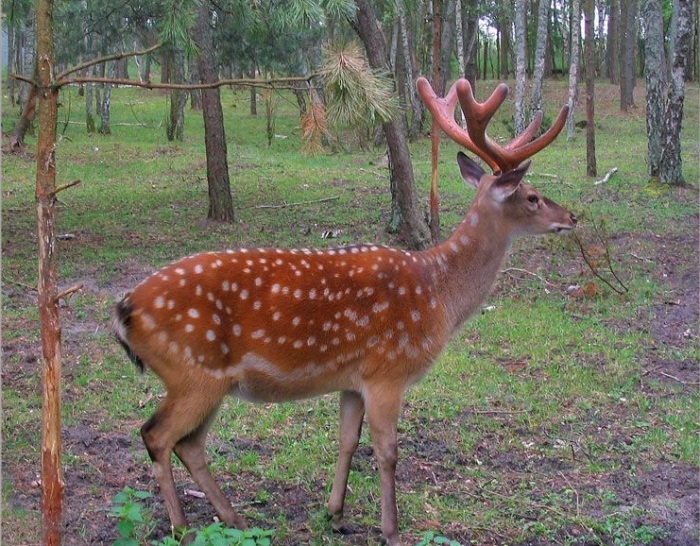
489;161;531;202
457;151;485;189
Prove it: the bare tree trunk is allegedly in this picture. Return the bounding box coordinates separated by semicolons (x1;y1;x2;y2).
659;0;692;185
11;82;38;149
620;0;638;111
196;4;235;222
514;0;528;134
35;0;64;544
350;0;431;249
439;0;458;95
642;0;666;177
608;0;621;83
398;3;423;137
529;0;550;118
567;0;582;140
585;0;597;176
7;24;16;105
99;62;113;135
461;0;480;86
167;48;187;141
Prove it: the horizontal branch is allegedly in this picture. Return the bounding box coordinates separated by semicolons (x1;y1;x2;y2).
56;42;163;81
57;75;318;91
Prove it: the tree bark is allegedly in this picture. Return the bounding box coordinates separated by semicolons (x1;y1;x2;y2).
98;62;112;135
642;0;666;178
196;4;235;222
585;0;597;176
659;0;692;185
529;0;550;119
167;47;187;141
514;0;528;135
607;0;621;83
397;2;423;137
566;0;582;140
620;0;638;111
35;0;64;544
350;0;430;250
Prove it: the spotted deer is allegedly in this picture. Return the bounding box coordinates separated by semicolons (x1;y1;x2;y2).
113;77;576;545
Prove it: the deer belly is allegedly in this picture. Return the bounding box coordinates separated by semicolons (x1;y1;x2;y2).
226;352;360;403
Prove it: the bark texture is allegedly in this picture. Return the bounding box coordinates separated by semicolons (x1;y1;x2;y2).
566;0;581;140
350;0;430;250
196;5;235;222
585;0;597;176
642;0;666;177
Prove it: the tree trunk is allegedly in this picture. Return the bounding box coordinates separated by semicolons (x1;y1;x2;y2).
350;0;431;250
607;0;621;83
196;5;235;222
398;3;423;137
529;0;550;119
620;0;638;111
642;0;666;178
11;82;38;149
167;48;187;141
566;0;582;140
35;0;64;544
659;0;692;185
585;0;597;176
514;0;528;135
439;0;457;95
99;62;112;135
7;24;16;105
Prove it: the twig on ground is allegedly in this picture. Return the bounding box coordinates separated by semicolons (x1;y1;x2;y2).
502;267;554;287
252;196;339;209
595;167;618;185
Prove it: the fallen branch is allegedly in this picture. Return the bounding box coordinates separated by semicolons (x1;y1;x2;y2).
502;267;554;286
253;196;339;209
54;284;83;303
594;167;618;185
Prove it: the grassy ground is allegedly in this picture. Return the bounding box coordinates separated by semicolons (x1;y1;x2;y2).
2;79;698;546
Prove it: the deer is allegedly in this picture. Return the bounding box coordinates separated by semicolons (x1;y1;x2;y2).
113;77;576;546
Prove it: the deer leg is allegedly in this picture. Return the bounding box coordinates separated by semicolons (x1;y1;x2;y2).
173;412;247;530
364;384;403;546
140;386;226;537
328;390;365;533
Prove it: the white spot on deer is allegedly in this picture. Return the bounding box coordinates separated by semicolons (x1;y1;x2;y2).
222;280;230;291
367;335;379;348
415;286;423;295
207;292;215;302
188;308;200;319
185;324;195;333
271;283;281;294
272;311;282;321
231;282;238;292
398;286;407;296
278;336;287;344
154;296;165;309
255;277;263;287
292;316;301;326
175;267;186;275
469;212;479;226
221;343;230;355
206;330;216;341
179;279;187;287
307;336;316;346
323;322;333;332
212;313;221;325
411;310;421;322
450;242;459;253
460;234;470;246
372;301;389;314
356;315;370;327
293;340;304;349
253;300;261;310
309;288;317;299
232;324;242;337
251;329;265;339
168;300;176;310
195;285;203;296
194;264;204;274
240;289;249;300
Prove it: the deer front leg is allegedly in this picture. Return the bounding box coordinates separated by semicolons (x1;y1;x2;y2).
328;390;365;533
365;384;403;546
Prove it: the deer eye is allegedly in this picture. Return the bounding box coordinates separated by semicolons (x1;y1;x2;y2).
527;194;539;204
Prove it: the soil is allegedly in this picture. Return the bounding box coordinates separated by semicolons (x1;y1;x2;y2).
3;193;698;546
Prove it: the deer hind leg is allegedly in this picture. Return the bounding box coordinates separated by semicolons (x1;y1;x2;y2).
328;390;365;533
173;411;247;530
140;385;229;537
364;383;404;546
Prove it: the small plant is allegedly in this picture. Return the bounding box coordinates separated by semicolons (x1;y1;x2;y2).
416;530;463;546
110;487;273;546
110;487;154;546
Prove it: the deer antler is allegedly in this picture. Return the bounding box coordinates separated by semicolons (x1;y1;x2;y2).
417;77;569;174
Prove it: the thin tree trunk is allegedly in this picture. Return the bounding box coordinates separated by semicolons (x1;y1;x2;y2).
99;62;112;135
36;0;64;543
398;3;423;137
350;0;430;249
620;0;638;111
642;0;666;177
196;4;235;221
514;0;528;135
439;0;457;95
659;0;691;185
167;48;187;141
585;0;597;176
567;0;582;140
608;0;621;83
529;0;550;119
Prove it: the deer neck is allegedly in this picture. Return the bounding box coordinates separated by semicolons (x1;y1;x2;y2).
421;204;514;332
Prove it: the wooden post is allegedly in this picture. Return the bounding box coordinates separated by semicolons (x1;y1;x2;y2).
35;0;64;543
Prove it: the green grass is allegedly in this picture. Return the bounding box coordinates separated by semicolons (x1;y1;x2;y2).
2;79;698;546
